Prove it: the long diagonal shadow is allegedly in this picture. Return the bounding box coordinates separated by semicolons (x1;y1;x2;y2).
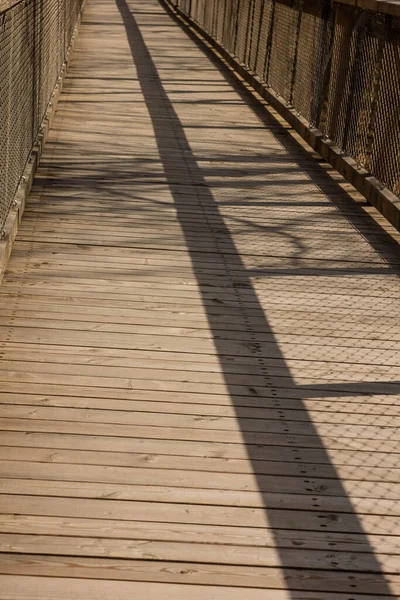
115;0;396;595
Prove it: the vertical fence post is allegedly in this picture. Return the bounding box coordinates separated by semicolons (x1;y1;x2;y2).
264;0;276;83
244;0;255;67
233;0;241;55
63;0;67;61
316;0;335;131
249;0;258;68
364;15;385;171
211;0;217;36
31;0;38;145
289;0;303;106
254;0;266;75
222;0;229;46
341;11;368;152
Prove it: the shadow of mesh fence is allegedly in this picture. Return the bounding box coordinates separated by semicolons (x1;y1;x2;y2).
0;0;84;231
174;0;400;200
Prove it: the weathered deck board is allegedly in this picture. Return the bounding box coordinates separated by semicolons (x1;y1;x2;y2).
0;574;395;600
0;0;399;596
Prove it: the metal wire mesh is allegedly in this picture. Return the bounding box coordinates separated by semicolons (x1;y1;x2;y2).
293;0;332;126
0;0;84;231
174;0;400;199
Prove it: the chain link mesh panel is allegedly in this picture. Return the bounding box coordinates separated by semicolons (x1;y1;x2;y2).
268;0;299;100
0;0;84;231
293;0;332;126
173;0;400;199
369;15;400;195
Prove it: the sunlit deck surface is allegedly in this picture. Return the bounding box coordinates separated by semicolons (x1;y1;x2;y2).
0;0;399;597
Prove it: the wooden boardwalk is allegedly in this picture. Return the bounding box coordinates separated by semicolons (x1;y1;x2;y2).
0;0;400;597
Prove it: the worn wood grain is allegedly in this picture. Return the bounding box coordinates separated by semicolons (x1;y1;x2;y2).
0;0;399;595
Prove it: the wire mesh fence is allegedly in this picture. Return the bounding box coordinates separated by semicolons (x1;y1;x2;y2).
0;0;84;232
173;0;400;199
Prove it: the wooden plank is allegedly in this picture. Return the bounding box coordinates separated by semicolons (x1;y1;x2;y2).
0;292;398;324
3;278;399;315
19;217;391;238
2;392;399;427
0;495;398;536
2;287;397;320
1;459;398;500
2;417;400;453
0;446;397;483
2;430;400;469
10;240;395;269
0;351;398;394
0;403;398;438
0;398;399;441
1;478;398;515
2;459;398;498
0;355;398;391
2;386;396;415
0;533;398;572
0;326;399;366
0;575;389;600
1;312;400;346
1;555;398;596
1;364;399;401
12;315;397;348
2;341;399;381
0;514;394;553
1;380;392;407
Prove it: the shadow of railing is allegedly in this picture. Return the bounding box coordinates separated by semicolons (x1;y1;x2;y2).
77;0;400;594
